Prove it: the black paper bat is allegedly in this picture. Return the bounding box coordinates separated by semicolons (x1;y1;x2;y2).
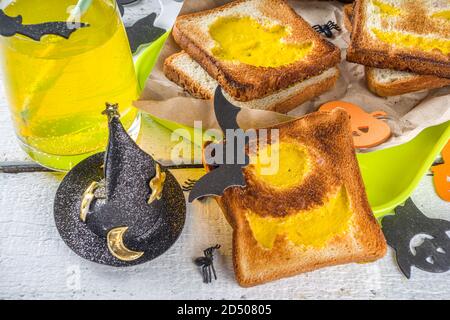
214;86;241;132
382;198;450;278
125;12;165;53
188;87;249;202
116;0;166;53
0;9;88;41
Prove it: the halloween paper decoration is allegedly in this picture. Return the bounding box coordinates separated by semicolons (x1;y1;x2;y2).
125;13;165;53
0;9;88;41
432;141;450;202
319;101;391;148
188;87;249;202
382;198;450;278
118;0;180;54
54;103;186;266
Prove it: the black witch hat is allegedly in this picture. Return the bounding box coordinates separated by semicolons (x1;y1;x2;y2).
54;104;186;266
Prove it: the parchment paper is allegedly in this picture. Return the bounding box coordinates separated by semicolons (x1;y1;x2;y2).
135;0;450;152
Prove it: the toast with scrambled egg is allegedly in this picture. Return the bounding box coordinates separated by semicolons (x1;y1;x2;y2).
163;51;340;113
347;0;450;79
172;0;341;102
210;109;387;287
344;3;450;96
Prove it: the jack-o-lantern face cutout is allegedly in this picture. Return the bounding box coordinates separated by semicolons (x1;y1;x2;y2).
319;101;392;148
432;141;450;202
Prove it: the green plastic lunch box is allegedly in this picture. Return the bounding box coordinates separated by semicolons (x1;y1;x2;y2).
134;32;450;218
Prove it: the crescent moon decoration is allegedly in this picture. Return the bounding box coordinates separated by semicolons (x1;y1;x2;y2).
80;181;100;223
148;164;166;204
107;227;144;262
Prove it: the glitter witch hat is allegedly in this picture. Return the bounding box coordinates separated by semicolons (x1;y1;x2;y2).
54;104;186;267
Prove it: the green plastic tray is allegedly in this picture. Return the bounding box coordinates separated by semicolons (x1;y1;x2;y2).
134;35;450;218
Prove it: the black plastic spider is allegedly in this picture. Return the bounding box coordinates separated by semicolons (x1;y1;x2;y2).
195;245;221;284
312;21;341;38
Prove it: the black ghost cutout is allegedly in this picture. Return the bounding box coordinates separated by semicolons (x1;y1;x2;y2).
188;87;249;202
382;198;450;278
54;103;186;267
0;9;88;41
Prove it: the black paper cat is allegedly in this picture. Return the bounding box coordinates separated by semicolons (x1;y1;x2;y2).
382;198;450;278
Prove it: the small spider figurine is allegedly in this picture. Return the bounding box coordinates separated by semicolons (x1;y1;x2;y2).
195;245;221;284
312;21;341;38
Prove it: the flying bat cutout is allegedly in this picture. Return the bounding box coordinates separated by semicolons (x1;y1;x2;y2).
382;198;450;278
54;104;186;267
117;0;166;54
432;141;450;202
188;87;249;202
125;13;165;53
0;9;88;41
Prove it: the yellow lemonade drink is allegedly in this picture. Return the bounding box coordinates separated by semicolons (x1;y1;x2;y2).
0;0;139;170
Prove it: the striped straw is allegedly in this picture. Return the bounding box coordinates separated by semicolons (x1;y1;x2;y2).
68;0;93;22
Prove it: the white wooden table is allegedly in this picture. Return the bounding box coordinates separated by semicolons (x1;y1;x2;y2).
0;11;449;299
1;70;449;300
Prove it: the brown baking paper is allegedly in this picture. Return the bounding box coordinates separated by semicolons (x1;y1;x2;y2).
134;0;450;152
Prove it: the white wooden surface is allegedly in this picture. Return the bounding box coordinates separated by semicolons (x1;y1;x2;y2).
0;4;450;299
1;71;450;300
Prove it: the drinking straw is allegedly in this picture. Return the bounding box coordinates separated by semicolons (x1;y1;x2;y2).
68;0;93;22
21;0;94;125
0;0;14;10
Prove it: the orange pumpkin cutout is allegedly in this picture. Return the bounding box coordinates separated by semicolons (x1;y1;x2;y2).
319;101;392;148
432;140;450;202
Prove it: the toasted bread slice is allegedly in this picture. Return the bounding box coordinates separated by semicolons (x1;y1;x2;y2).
164;51;340;113
211;109;387;287
173;0;341;102
366;67;450;96
344;2;450;96
347;0;450;78
343;3;354;31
